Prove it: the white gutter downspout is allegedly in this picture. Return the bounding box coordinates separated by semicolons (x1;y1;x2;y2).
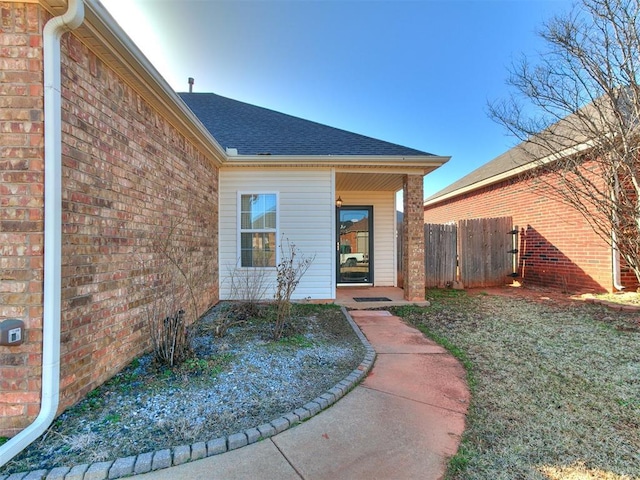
612;233;624;291
611;174;625;291
0;0;84;466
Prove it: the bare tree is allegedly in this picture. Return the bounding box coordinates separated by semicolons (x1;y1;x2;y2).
489;0;640;283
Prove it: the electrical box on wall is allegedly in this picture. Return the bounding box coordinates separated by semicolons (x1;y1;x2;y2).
0;319;24;346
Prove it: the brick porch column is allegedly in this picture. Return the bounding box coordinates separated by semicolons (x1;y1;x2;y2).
402;175;426;301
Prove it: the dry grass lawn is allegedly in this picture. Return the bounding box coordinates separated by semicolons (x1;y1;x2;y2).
394;289;639;480
587;291;640;306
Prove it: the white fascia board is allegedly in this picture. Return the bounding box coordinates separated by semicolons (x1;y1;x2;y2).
222;155;450;170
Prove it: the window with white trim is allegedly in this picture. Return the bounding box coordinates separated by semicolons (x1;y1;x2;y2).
239;193;277;267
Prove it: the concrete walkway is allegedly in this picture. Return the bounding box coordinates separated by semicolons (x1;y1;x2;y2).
133;310;469;480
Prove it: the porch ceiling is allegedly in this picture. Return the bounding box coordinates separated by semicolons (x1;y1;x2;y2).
336;172;413;191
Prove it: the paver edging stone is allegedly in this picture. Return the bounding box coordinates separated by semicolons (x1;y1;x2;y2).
205;438;226;457
25;471;49;480
190;443;206;462
3;306;375;479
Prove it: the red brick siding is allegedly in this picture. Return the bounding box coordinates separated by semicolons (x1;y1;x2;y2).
424;170;626;293
0;2;46;435
0;4;219;435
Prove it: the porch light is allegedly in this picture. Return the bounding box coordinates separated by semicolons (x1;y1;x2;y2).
336;196;343;208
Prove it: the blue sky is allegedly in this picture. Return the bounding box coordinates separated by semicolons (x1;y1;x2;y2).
100;0;571;198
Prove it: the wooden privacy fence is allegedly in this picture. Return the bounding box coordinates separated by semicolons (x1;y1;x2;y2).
425;217;516;288
425;223;457;287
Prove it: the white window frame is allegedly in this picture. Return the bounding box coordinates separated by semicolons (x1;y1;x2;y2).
237;191;279;268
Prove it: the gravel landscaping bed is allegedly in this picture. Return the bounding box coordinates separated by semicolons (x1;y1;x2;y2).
394;288;640;480
0;303;366;475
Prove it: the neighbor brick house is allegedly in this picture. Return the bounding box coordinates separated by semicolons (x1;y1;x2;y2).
423;144;637;293
0;0;448;457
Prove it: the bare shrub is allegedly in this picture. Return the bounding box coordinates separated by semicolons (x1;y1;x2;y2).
273;239;315;340
152;309;190;367
210;303;247;338
141;215;212;367
224;259;272;317
142;275;192;368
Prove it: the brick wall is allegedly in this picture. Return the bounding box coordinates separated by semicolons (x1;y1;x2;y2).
0;2;47;436
424;169;632;293
0;3;219;435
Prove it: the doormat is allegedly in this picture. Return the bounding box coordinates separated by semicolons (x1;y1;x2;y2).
353;297;392;302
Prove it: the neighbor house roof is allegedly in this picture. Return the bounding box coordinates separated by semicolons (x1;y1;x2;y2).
424;145;532;205
179;92;436;157
424;94;624;207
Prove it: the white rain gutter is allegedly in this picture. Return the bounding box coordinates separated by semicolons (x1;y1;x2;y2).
0;0;85;466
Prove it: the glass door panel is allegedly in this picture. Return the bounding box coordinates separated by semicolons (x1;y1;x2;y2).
337;206;372;284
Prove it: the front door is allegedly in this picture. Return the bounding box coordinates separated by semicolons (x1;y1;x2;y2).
337;206;373;284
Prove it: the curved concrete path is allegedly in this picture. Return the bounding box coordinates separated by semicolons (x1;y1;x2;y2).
133;310;469;480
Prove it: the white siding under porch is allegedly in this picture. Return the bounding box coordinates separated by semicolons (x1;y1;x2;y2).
219;168;335;301
335;190;398;287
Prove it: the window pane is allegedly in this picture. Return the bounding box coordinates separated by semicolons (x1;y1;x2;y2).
265;211;276;229
262;195;276;228
240;194;276;230
240;212;251;229
263;194;276;214
240;195;254;229
240;232;253;266
240;232;276;267
241;195;252;214
252;215;265;230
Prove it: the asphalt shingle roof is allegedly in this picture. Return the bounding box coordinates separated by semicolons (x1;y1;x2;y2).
178;92;435;157
425;145;531;203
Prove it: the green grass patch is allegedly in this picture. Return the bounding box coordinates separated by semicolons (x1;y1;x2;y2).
271;333;315;349
0;437;7;447
425;287;469;301
447;444;473;475
103;413;121;424
181;353;234;376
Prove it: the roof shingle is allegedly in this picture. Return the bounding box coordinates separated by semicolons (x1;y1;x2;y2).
179;92;435;157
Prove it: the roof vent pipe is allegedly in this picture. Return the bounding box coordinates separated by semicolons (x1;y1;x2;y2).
188;77;194;93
